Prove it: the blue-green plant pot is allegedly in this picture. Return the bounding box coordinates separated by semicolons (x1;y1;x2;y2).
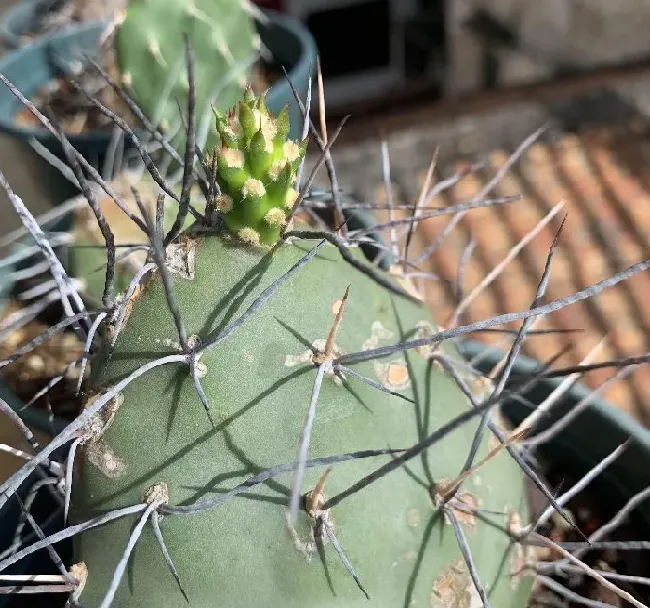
457;339;650;533
0;10;316;176
0;0;34;49
0;0;56;50
0;260;14;317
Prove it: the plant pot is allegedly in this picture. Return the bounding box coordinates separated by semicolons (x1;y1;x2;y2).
0;0;57;50
0;19;111;168
457;338;650;531
0;456;71;608
0;257;15;317
0;0;35;50
0;10;317;177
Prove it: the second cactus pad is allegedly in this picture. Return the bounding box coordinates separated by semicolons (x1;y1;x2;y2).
115;0;257;141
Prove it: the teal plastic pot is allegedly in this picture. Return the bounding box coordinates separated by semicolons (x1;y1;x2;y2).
457;339;650;533
0;0;35;49
0;19;115;172
0;0;68;50
0;11;316;175
0;259;14;317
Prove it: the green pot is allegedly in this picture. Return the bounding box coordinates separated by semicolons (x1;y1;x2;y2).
457;339;650;532
0;11;317;178
0;0;62;50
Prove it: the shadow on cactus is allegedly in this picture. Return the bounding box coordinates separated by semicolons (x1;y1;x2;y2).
1;35;650;608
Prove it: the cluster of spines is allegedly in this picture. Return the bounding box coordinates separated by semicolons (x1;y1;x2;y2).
211;86;307;245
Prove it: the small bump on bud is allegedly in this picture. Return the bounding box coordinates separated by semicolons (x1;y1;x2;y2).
284;140;300;163
242;178;266;200
252;108;277;143
251;129;273;155
221;148;244;169
238;227;261;246
264;207;287;227
274;105;290;142
268;160;287;180
243;84;256;104
227;114;243;136
285;188;299;209
216;194;234;213
219;127;240;147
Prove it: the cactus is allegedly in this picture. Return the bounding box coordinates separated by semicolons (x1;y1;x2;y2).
114;0;258;148
64;90;533;607
5;72;650;608
70;239;533;608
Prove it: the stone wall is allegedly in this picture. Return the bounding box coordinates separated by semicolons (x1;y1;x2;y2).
305;100;551;201
446;0;650;96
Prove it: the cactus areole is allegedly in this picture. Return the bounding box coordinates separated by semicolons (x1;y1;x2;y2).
71;91;533;607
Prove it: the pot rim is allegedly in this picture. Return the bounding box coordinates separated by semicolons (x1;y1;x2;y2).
457;337;650;529
0;9;316;142
0;0;61;50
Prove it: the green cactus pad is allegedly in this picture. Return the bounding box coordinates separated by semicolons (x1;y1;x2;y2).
115;0;257;149
72;235;532;607
211;90;306;245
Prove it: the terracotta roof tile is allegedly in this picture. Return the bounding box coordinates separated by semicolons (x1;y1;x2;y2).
408;126;650;423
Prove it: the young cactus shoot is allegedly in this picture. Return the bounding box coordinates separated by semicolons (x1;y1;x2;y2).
212;87;307;245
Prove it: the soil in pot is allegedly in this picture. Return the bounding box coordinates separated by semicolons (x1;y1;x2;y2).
526;459;650;607
14;58;280;134
10;0;128;46
0;298;85;422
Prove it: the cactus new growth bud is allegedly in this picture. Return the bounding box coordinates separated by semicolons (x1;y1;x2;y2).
212;88;307;245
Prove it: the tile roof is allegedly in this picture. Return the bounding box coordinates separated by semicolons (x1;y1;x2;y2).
402;127;650;422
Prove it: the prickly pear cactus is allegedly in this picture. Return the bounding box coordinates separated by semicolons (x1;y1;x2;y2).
70;92;534;607
115;0;257;145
